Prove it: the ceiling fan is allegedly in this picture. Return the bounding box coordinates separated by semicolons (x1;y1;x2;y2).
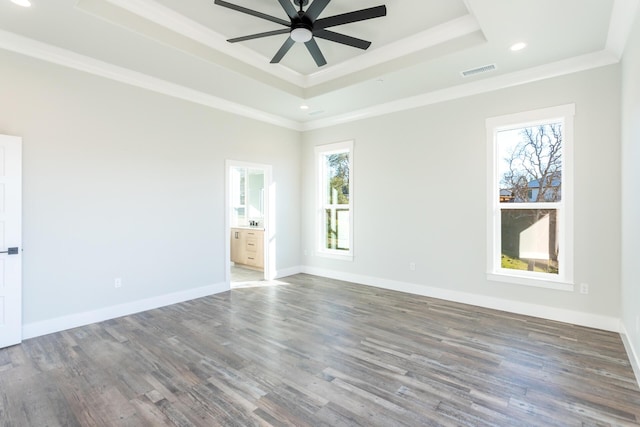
213;0;387;67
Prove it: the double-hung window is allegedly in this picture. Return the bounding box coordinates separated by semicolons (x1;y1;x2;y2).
315;141;353;259
487;104;574;290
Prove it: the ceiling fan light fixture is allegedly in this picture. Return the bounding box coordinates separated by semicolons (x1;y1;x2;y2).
291;27;312;43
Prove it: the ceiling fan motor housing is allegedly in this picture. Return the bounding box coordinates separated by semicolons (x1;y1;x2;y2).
293;12;313;31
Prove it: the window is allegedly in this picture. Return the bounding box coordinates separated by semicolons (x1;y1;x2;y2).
230;166;246;225
315;141;353;259
230;166;265;227
487;105;574;290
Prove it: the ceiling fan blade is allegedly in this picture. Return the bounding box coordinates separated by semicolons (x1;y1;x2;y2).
270;37;296;63
228;29;291;43
214;0;290;26
313;29;371;50
277;0;298;19
305;38;327;66
315;5;387;29
305;0;330;21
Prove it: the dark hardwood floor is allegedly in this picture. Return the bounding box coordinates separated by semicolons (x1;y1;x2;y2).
1;274;639;426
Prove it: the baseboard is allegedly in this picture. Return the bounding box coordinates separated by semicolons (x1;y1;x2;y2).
301;266;621;332
22;281;229;340
620;323;640;389
274;265;303;279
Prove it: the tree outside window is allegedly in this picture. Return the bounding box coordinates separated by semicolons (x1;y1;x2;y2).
487;104;574;289
316;141;353;258
325;152;350;250
497;123;563;275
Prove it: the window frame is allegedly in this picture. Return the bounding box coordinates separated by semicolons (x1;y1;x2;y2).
315;140;354;260
230;166;247;226
486;104;575;291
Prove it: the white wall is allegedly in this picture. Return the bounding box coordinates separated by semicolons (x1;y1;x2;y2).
621;9;640;374
0;50;301;328
302;65;622;327
0;35;630;345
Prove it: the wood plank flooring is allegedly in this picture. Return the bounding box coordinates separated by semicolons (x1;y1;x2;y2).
231;265;265;288
1;274;639;426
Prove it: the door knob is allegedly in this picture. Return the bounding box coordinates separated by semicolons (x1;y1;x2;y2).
0;247;18;255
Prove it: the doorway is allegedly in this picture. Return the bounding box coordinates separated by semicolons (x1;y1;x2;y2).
225;160;272;288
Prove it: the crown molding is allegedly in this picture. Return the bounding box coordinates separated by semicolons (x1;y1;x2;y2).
304;14;481;87
0;29;302;131
98;0;306;86
301;50;620;130
84;0;638;96
0;29;625;133
0;0;640;135
98;0;480;90
606;0;640;58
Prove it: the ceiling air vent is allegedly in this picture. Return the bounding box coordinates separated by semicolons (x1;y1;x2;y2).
461;64;496;77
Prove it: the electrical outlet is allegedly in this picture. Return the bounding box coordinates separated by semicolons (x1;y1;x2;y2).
114;277;122;288
409;262;416;271
579;283;589;294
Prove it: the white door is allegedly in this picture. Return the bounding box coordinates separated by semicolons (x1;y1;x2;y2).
0;135;22;348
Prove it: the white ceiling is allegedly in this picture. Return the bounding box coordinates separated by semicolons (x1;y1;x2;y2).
0;0;636;129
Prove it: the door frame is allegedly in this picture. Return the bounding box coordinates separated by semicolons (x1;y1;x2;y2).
225;160;273;286
0;134;22;348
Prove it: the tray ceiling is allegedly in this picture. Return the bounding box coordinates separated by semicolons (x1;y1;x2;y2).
0;0;633;128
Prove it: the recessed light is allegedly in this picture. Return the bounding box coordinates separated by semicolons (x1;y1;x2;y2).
510;42;527;52
300;105;309;110
11;0;31;7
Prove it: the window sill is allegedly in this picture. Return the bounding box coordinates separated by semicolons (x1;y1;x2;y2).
316;250;353;261
487;272;574;292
